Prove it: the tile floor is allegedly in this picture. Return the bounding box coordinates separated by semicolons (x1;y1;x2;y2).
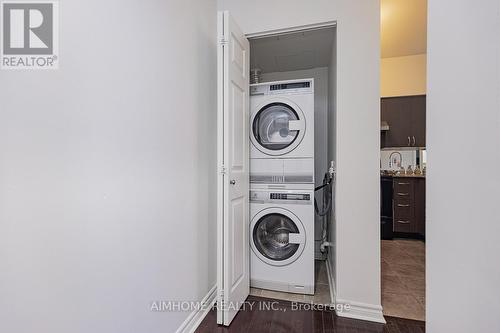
381;239;425;321
249;260;332;304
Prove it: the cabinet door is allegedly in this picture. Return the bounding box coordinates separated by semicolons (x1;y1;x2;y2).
409;95;426;147
414;178;426;236
381;98;412;148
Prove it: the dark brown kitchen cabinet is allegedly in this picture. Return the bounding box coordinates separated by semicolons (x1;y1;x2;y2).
381;97;412;147
381;95;426;148
414;178;426;236
409;96;426;147
392;177;425;237
393;179;416;233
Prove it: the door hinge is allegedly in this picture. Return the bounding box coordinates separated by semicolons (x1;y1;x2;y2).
220;165;227;175
219;37;228;46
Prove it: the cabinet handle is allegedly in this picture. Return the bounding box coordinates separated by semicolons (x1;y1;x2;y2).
397;182;410;185
397;204;410;207
397;220;411;224
412;136;416;146
397;192;409;196
407;136;411;146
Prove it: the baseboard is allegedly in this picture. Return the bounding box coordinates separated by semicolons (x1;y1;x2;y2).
175;285;217;333
335;298;386;324
325;259;336;303
324;259;384;324
251;278;314;295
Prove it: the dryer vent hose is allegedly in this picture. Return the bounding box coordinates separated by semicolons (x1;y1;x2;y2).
314;173;332;217
314;172;333;249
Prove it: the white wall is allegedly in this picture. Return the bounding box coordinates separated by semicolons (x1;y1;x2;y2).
381;54;427;97
219;0;383;322
0;1;218;332
427;0;500;332
261;67;329;259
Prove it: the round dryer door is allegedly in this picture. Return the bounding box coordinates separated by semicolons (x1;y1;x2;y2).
251;208;306;267
251;101;306;156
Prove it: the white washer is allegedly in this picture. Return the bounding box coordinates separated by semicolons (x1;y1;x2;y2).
250;79;314;159
250;184;315;295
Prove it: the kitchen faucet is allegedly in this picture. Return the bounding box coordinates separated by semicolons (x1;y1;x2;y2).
389;152;403;168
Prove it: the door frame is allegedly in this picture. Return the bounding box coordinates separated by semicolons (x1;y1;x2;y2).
216;16;338;325
245;21;337;39
216;11;224;324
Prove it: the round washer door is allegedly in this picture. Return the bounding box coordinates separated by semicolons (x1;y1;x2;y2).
250;99;306;156
250;208;306;267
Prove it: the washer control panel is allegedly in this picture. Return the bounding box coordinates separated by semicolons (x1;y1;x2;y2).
269;81;311;91
270;193;310;201
250;190;313;204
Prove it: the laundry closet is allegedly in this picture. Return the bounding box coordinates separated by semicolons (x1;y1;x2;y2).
245;27;337;304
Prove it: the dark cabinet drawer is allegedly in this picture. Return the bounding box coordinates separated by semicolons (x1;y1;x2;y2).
394;218;416;233
394;203;413;218
394;191;413;205
394;179;414;193
394;179;413;187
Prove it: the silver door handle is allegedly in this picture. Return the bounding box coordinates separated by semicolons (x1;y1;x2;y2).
397;182;410;185
397;220;411;224
229;180;236;185
412;136;416;146
397;204;410;207
407;136;411;146
397;192;409;196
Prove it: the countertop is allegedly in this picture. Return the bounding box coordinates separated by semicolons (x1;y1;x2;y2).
392;174;425;179
381;173;426;179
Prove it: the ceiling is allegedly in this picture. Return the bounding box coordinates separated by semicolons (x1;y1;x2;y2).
381;0;427;58
250;28;335;74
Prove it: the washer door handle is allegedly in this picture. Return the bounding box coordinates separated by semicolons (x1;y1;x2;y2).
288;120;305;131
289;233;304;244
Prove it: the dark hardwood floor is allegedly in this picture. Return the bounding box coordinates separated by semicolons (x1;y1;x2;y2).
196;296;425;333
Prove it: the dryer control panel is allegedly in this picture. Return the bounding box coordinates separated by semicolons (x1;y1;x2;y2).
250;79;314;96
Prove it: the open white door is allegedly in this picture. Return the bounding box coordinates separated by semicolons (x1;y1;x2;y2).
216;11;250;326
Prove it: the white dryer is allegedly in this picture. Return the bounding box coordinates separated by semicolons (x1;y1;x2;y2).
250;79;314;159
250;79;315;185
250;184;315;295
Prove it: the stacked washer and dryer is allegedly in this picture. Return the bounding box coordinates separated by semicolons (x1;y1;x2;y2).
249;79;315;295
